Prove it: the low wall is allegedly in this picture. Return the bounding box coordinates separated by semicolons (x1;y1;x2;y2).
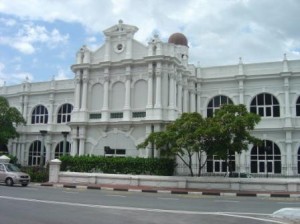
49;160;300;192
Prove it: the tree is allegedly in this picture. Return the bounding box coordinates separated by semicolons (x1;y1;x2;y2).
211;104;261;174
0;96;26;146
138;113;211;176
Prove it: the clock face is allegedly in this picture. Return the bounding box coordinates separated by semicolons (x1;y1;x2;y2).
114;43;125;53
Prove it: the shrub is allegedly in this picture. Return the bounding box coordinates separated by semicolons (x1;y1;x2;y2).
59;155;175;176
21;166;49;183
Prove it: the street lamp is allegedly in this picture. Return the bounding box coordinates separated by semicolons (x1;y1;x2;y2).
40;130;48;167
61;131;69;156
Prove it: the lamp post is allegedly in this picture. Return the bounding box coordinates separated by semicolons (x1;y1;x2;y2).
40;130;48;167
61;131;69;156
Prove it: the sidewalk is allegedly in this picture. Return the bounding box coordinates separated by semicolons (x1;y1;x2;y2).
34;182;300;198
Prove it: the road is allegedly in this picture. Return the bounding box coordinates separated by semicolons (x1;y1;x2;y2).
0;184;299;224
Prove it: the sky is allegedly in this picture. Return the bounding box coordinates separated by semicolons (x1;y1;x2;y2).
0;0;300;86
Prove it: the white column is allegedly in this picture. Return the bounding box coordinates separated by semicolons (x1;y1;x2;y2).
126;34;132;59
123;72;131;120
48;94;54;124
238;80;244;104
81;69;89;111
79;127;86;156
183;85;189;112
102;73;109;121
147;64;153;109
169;75;175;109
71;128;78;156
154;73;162;108
285;131;293;176
104;37;111;61
177;82;182;113
12;141;17;156
196;84;201;113
190;90;196;112
23;95;28;122
74;70;81;111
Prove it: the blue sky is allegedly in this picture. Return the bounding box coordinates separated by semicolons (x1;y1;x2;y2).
0;0;300;86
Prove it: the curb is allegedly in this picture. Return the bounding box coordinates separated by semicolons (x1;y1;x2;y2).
35;183;300;198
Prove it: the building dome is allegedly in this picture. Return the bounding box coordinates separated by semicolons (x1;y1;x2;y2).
168;33;188;46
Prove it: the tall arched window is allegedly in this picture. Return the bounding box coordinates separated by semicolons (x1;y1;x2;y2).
28;140;45;166
206;153;235;173
250;140;281;175
57;104;73;123
207;95;233;117
31;105;48;124
55;141;71;158
250;93;280;117
296;97;300;116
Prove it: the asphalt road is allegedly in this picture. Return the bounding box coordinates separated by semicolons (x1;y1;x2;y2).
0;184;299;224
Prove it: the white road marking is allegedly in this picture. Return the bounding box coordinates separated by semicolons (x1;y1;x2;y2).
157;197;179;201
105;194;126;198
0;195;287;224
62;191;79;194
277;202;300;205
214;200;239;203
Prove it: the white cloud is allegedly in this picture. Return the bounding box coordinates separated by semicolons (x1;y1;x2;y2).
0;17;16;26
0;22;69;54
0;0;299;66
54;67;71;80
0;62;33;85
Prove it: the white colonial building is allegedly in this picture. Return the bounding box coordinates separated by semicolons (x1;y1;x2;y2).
1;20;300;176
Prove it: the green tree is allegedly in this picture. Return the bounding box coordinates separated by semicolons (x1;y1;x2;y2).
211;104;261;174
0;96;26;145
138;113;211;176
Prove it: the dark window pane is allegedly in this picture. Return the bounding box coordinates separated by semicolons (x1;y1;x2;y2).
221;95;227;104
258;94;264;105
251;147;257;155
251;161;257;173
273;106;280;117
265;94;272;105
266;107;271;116
57;115;61;123
259;107;264;116
267;162;272;172
251;97;257;106
274;161;281;173
208;100;213;108
259;162;265;172
214;96;220;107
273;97;279;105
297;97;300;104
207;109;213;118
222;161;227;172
207;161;213;172
296;105;300;116
45;115;48;123
215;162;220;172
250;106;257;114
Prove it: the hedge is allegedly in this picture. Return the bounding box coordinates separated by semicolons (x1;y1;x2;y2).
59;155;176;176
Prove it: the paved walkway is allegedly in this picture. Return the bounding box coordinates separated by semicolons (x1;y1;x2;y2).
34;182;300;198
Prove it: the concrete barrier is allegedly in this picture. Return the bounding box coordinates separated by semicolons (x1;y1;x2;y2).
49;159;300;192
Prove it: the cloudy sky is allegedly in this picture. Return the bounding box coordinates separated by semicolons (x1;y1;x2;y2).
0;0;299;86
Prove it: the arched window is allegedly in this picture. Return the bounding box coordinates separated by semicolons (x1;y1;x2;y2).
55;141;71;158
57;104;73;123
28;140;45;166
298;147;300;174
296;97;300;116
206;153;235;173
250;93;280;117
250;140;281;175
207;95;233;117
31;105;48;124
